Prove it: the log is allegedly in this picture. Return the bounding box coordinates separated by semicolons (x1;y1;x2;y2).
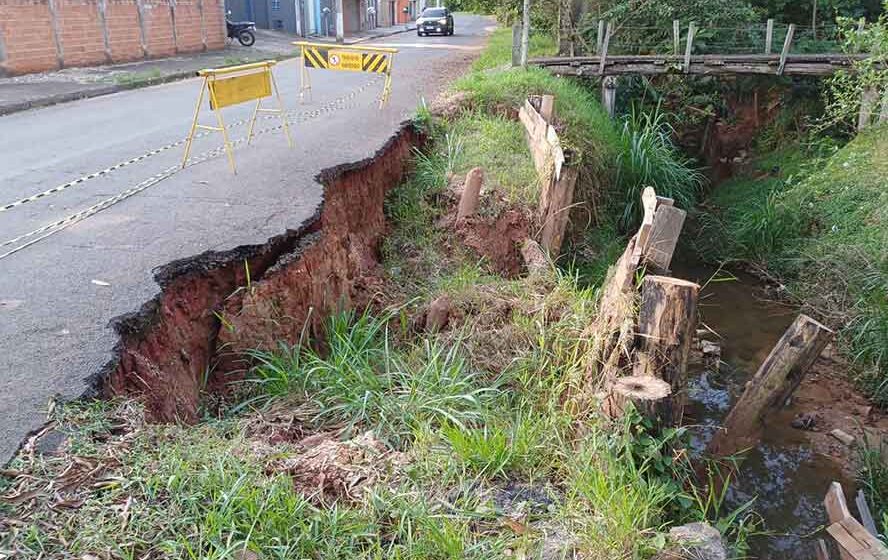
633;275;700;426
457;168;483;221
708;314;833;457
604;375;672;423
644;205;686;273
521;238;549;276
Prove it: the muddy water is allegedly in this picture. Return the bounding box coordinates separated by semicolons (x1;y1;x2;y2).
673;259;855;559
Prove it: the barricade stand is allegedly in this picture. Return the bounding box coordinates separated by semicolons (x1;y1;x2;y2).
182;60;293;174
293;41;398;109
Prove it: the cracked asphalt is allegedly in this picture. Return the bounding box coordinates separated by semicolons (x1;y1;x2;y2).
0;14;494;463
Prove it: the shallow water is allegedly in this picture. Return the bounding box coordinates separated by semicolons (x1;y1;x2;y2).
673;259;855;560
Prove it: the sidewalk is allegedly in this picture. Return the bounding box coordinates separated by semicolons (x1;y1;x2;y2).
308;22;417;45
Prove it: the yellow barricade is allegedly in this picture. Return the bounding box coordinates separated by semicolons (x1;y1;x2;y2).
182;60;293;174
293;41;398;108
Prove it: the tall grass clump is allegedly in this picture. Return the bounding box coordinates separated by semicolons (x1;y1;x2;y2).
614;106;704;230
248;309;500;447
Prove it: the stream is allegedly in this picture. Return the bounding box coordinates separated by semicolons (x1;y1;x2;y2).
672;258;856;559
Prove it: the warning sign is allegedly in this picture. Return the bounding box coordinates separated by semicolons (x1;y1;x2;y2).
328;50;363;71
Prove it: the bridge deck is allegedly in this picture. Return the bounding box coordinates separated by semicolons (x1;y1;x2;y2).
531;53;873;76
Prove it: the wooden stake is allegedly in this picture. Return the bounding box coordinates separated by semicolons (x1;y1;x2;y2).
539;94;555;123
457;168;483;221
684;22;696;74
778;23;795;75
673;20;680;56
599;21;611;75
644;205;686;272
708;314;833;457
856;490;879;537
858;86;878;131
765;19;774;54
596;19;605;54
633;275;700;426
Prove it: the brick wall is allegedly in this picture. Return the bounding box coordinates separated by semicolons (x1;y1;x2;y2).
0;0;227;76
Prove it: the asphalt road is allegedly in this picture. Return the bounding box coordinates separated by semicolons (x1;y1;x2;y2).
0;14;494;463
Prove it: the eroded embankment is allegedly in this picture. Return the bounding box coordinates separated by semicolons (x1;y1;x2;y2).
102;123;424;422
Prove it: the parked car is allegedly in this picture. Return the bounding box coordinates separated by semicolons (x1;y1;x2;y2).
416;7;454;36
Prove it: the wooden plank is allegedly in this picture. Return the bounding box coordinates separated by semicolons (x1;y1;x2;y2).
673;20;680;56
765;19;774;54
596;20;605;54
817;538;834;560
644;205;686;272
827;522;875;560
632;187;658;264
840;517;888;560
599;21;611;75
684;22;696;74
539;94;555;123
778;24;796;75
825;482;856;560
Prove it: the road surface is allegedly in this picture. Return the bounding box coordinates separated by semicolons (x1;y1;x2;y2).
0;14;493;463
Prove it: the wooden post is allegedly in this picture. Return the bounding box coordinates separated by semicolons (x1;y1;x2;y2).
519;0;530;66
539;94;555;123
512;24;522;67
765;18;774;54
538;165;579;255
601;75;617;117
858;86;878;131
632;276;699;426
777;23;795;76
673;20;680;56
683;22;696;74
708;314;833;457
879;90;888;124
596;19;605;54
457;168;483;221
644;205;686;272
598;21;611;75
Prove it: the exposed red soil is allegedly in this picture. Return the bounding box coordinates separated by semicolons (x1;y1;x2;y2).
106;124;422;422
457;209;530;278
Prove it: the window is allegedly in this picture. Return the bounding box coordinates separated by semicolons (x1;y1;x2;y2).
271;0;280;10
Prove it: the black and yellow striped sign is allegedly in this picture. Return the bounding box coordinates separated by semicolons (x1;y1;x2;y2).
298;43;394;75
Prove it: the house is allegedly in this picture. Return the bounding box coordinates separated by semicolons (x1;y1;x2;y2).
0;0;227;76
225;0;424;38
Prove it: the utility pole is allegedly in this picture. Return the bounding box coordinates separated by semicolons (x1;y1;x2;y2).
336;0;344;43
520;0;530;66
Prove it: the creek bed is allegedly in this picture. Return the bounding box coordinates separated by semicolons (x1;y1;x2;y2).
673;258;856;559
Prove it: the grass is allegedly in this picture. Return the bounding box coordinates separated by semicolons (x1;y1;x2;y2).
696;127;888;404
470;27;556;72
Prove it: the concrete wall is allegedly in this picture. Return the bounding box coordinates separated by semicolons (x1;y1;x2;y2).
0;0;227;76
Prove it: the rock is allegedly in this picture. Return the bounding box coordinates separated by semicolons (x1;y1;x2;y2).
830;428;856;446
791;412;819;431
701;340;721;356
653;522;727;560
425;296;452;332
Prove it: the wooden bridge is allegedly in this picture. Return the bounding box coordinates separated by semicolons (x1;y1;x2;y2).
529;21;878;78
530;52;869;77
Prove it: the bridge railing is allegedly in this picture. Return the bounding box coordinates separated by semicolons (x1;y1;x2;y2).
572;19;847;57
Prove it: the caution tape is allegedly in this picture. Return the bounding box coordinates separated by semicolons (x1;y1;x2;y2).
0;76;381;261
0;75;381;215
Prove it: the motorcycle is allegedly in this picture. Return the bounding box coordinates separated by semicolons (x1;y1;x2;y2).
226;13;256;47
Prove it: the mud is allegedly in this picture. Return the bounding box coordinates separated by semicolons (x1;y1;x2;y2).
104;123;423;422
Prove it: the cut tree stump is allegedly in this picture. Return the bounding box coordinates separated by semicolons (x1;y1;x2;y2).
632;275;700;426
708;314;833;457
457;168;483;221
604;375;672;423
